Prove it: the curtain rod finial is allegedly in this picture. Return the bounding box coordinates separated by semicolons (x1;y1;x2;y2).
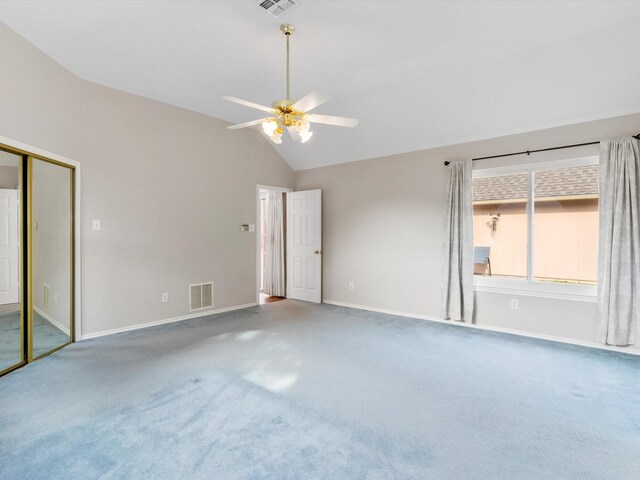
444;161;451;166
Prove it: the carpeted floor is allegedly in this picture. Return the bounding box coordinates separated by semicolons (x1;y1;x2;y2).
32;310;71;358
0;312;22;372
0;310;69;371
0;300;638;479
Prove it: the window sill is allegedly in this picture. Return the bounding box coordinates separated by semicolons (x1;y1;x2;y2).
473;277;597;303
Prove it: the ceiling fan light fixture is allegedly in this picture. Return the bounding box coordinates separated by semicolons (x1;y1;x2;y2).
262;119;278;136
295;119;310;133
224;24;358;145
270;128;284;144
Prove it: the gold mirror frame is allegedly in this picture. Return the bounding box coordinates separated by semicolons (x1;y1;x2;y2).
0;147;25;376
0;144;76;375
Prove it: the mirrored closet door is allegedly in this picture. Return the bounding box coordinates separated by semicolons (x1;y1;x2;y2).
29;156;74;360
0;149;23;375
0;145;76;377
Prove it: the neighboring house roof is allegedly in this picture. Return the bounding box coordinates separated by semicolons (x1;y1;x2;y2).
473;165;598;202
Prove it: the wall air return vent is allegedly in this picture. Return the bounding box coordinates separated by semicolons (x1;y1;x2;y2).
190;282;213;311
256;0;301;18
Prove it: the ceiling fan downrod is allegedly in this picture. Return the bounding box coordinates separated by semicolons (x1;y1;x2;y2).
281;23;295;104
223;22;358;144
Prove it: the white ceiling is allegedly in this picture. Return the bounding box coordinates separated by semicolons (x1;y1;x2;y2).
1;1;640;170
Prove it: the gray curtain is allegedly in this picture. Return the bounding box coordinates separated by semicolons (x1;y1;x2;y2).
264;191;286;297
442;159;474;322
598;137;640;346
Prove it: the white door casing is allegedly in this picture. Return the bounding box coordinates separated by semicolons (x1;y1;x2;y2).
0;189;19;305
287;189;322;303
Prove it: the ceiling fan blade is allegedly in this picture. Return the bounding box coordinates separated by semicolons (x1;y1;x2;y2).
307;114;359;128
227;118;271;130
293;91;331;113
287;126;301;141
223;96;275;114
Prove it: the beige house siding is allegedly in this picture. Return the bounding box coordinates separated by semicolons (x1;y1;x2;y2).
473;198;598;283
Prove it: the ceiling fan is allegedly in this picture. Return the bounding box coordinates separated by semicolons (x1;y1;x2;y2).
223;23;358;144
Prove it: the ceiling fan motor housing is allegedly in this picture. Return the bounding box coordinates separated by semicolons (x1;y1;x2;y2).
271;98;295;108
280;23;295;35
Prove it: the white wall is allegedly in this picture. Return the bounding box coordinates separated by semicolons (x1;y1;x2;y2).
0;22;294;336
294;113;640;345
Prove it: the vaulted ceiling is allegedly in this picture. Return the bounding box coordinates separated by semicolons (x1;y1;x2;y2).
1;1;639;170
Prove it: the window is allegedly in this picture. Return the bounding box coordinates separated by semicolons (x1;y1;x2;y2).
472;157;598;298
473;172;528;279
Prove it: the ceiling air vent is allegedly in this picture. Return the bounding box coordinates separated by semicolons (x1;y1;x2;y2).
256;0;301;18
190;282;213;311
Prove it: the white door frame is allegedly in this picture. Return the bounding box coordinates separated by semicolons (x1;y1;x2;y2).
255;184;293;305
0;135;82;340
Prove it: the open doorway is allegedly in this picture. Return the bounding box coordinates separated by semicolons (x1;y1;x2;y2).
257;185;292;305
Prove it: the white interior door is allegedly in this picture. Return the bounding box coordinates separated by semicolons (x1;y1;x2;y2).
287;189;322;303
0;189;19;305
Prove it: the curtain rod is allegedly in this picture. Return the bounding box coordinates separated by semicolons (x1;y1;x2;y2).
443;133;640;166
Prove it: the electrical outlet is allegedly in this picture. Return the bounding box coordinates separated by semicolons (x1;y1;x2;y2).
510;299;519;310
349;281;355;290
162;293;169;303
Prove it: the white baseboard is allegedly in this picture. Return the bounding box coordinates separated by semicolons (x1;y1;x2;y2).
323;299;640;357
34;307;70;336
80;303;257;340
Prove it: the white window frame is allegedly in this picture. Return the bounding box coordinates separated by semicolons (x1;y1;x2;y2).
473;155;598;303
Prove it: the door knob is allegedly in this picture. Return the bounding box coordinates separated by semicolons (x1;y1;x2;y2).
314;250;322;254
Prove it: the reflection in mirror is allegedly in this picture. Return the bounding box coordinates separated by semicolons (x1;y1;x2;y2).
0;150;23;374
32;158;72;358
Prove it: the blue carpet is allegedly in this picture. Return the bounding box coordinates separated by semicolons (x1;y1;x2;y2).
0;300;638;479
32;310;71;358
0;312;22;372
0;309;69;372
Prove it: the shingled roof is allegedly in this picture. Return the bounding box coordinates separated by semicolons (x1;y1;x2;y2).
473;165;598;202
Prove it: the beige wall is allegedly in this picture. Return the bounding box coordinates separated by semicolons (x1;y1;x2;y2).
295;113;640;344
473;199;598;282
32;159;72;332
3;19;639;346
474;202;528;278
533;199;598;282
0;166;18;189
0;22;294;336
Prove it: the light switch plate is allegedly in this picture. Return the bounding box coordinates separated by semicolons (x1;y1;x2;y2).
249;224;256;232
92;219;101;231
